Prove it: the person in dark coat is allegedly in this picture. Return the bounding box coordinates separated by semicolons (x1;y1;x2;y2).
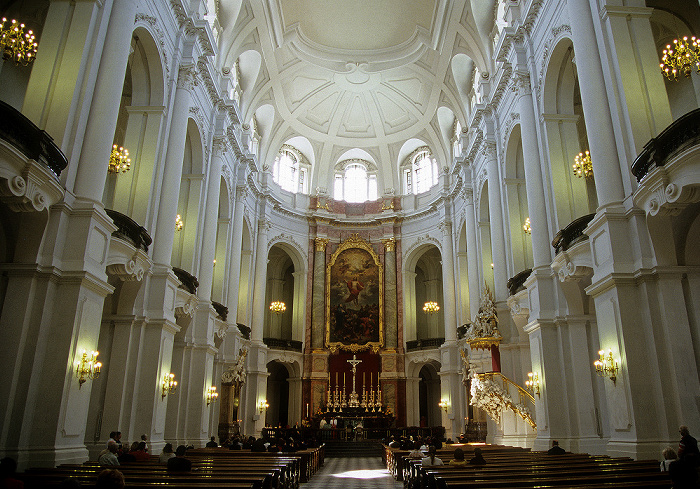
547;440;566;455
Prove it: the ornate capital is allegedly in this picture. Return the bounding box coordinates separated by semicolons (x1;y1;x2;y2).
480;140;497;159
514;71;531;96
177;64;198;91
258;218;271;233
314;237;329;251
212;137;229;157
381;238;396;253
438;220;452;236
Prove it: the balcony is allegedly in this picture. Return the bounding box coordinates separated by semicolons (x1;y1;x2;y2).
551;214;595;283
507;269;532;296
633;108;700;216
0;100;65;212
263;338;302;352
105;209;152;282
405;337;444;352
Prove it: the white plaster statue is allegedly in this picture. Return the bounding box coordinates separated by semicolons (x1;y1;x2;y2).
221;347;248;384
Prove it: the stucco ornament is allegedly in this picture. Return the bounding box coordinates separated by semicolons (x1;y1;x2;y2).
221;348;248;385
469;371;536;429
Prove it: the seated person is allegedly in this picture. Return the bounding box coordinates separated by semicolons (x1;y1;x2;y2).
408;442;423;459
167;445;192;471
449;447;466;466
95;469;125;489
159;443;175;464
660;446;677;472
205;436;218;448
130;442;150;461
421;446;444;466
99;443;120;466
469;447;486;465
0;457;24;489
547;440;566;455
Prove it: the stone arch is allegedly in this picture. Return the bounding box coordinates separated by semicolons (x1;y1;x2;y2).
104;28;167;226
264;240;307;344
402;243;444;346
541;37;597;229
504;125;533;273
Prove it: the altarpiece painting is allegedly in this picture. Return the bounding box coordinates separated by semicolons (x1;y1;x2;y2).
326;235;383;352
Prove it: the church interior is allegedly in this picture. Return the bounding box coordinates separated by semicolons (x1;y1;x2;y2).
0;0;699;477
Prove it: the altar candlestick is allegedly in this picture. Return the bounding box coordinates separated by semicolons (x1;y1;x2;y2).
306;403;309;418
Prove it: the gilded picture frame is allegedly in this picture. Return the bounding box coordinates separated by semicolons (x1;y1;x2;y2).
325;234;383;353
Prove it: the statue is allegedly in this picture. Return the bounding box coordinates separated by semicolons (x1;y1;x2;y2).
466;283;502;350
221;347;248;385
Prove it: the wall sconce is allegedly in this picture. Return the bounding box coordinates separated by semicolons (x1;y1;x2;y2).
594;349;619;385
438;399;450;413
75;350;101;389
161;373;178;400
523;217;532;235
269;301;286;314
525;372;540;397
206;386;219;406
423;301;440;314
175;214;183;231
258;399;269;413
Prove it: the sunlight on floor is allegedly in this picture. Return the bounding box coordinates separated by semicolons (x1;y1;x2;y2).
331;469;391;479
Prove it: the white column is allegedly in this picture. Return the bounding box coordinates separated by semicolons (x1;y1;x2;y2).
464;189;480;321
198;138;226;301
485;145;509;301
515;71;551;269
226;187;246;321
152;65;197;265
251;219;270;343
566;0;625;207
439;220;457;342
72;0;138;201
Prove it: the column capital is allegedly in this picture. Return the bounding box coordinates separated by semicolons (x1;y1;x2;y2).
177;64;198;91
514;70;532;97
212;136;229;157
439;220;452;236
381;238;396;252
314;237;330;251
258;218;271;234
235;185;248;202
480;140;497;159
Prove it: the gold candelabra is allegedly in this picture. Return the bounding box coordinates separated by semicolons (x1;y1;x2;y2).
108;145;131;174
75;350;101;389
161;373;177;399
594;349;619;385
0;17;38;66
573;150;593;179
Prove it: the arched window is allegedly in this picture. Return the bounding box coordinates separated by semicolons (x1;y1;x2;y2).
334;159;378;203
403;148;438;195
272;145;308;194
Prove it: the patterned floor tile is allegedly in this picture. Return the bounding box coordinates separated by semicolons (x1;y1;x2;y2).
304;457;402;489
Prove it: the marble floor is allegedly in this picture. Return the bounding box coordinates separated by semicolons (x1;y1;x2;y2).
303;457;403;489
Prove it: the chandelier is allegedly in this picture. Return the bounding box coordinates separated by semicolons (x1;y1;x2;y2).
423;301;439;314
660;36;700;81
269;301;286;314
0;17;38;66
108;145;131;174
175;214;183;231
572;150;593;179
523;217;531;235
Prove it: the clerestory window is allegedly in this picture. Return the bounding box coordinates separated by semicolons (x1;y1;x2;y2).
334;160;378;203
403;148;439;195
272;146;308;194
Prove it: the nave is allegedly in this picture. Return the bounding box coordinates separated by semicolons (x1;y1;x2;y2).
304;457;402;489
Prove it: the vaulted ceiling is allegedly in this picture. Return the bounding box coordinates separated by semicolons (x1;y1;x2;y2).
218;0;497;191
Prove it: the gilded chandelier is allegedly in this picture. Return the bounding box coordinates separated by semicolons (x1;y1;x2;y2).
108;145;131;174
0;17;38;66
423;301;440;314
75;350;101;389
573;150;593;179
269;301;286;314
660;36;700;81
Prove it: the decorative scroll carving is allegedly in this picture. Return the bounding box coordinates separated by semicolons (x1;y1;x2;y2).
470;371;536;429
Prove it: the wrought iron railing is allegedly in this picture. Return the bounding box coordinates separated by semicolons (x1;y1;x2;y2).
406;337;444;351
172;267;198;294
632;108;700;182
105;209;152;252
472;371;536;430
212;301;228;321
551;213;595;255
236;323;250;340
263;338;302;352
507;268;532;296
0;100;67;177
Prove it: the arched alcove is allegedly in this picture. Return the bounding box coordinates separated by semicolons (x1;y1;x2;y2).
266;361;291;427
418;363;442;427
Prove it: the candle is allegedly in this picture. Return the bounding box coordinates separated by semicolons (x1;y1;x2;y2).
306;403;309;418
335;372;338;387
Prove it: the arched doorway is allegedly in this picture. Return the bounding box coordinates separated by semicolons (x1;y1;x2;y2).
418;364;441;427
266;361;290;427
